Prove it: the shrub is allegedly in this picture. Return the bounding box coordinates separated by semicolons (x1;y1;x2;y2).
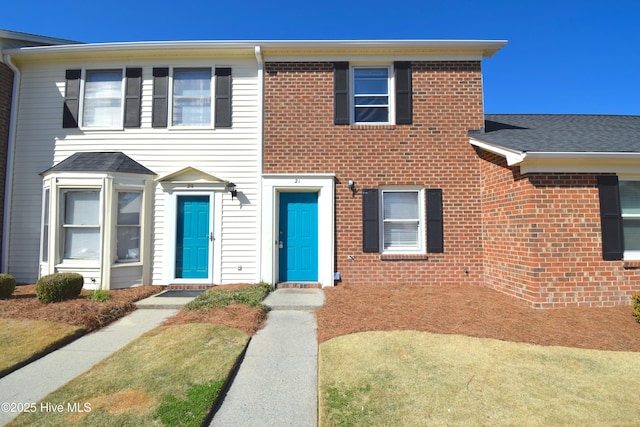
0;274;16;299
35;272;84;303
633;292;640;324
86;289;111;302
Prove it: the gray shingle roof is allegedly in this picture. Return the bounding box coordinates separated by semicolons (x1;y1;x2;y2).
41;152;155;175
470;114;640;153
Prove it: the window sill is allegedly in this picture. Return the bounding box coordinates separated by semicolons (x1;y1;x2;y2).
623;260;640;269
113;261;143;268
381;253;428;261
348;124;397;131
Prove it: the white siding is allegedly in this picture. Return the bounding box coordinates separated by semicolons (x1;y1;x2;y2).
9;56;260;286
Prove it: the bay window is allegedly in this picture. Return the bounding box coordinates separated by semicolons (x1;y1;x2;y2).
62;190;101;260
116;191;142;262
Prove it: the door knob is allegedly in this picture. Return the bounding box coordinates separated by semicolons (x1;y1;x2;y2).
278;241;284;249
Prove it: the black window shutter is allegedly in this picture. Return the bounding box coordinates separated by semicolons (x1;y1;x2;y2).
333;62;350;125
62;69;81;128
597;175;623;260
152;67;169;128
124;68;142;128
394;61;412;125
215;68;232;128
426;189;444;253
362;189;380;252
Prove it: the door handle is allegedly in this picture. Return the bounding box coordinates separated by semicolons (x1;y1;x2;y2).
278;240;284;249
209;232;214;242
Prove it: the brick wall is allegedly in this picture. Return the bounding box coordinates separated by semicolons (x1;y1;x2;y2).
0;63;12;262
479;149;639;308
264;61;486;286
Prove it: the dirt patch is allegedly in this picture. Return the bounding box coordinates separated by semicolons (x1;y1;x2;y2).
0;285;161;331
316;284;640;352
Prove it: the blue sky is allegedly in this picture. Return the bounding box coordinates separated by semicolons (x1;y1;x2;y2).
3;0;639;115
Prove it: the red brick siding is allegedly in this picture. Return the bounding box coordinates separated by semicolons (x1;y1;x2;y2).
264;61;486;286
479;149;640;308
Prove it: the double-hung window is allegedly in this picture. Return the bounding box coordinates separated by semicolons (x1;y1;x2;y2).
116;191;142;262
61;190;101;260
172;68;212;127
381;190;423;252
619;180;640;259
352;66;391;124
82;70;124;128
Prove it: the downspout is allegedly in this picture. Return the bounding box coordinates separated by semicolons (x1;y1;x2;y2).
1;54;19;273
254;45;264;283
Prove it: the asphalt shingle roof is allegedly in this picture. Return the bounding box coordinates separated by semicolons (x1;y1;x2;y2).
42;152;155;175
471;114;640;153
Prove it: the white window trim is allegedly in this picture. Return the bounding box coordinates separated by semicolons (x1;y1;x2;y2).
78;68;125;131
350;64;395;125
168;66;216;130
58;187;103;265
379;187;425;254
620;178;640;260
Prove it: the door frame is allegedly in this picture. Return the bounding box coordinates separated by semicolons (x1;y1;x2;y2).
261;174;335;287
165;190;221;285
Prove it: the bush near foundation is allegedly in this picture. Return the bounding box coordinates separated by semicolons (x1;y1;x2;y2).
633;292;640;324
36;273;84;303
0;274;16;299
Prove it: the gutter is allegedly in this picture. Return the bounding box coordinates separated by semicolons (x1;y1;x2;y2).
1;54;19;273
255;45;264;283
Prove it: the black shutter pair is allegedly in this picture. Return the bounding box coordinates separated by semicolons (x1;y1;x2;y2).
152;67;232;128
63;68;142;128
598;175;624;260
362;189;443;253
333;61;412;125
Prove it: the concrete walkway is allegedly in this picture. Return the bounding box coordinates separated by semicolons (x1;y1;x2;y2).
211;288;325;427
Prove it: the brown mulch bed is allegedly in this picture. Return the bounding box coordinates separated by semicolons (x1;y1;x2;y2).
316;284;640;352
162;304;268;336
0;284;161;331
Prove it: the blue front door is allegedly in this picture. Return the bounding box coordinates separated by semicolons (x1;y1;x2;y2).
279;192;318;282
176;196;210;279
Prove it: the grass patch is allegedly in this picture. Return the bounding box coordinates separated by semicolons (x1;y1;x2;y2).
8;323;248;426
86;289;111;302
319;331;640;426
0;319;83;377
185;282;273;311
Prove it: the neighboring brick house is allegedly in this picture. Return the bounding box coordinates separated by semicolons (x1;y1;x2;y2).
471;114;640;307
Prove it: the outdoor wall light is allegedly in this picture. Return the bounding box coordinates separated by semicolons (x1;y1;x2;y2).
226;182;237;199
348;179;356;194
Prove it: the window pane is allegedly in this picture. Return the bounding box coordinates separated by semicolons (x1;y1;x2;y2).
118;192;141;225
620;181;640;215
384;222;419;249
42;189;49;262
354;68;389;94
173;68;211;126
117;227;140;261
355;107;389;123
384;192;419;220
64;191;99;225
83;70;122;127
64;228;100;259
623;218;640;251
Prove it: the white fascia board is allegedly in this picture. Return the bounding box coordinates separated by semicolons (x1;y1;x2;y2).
469;137;526;166
5;39;507;59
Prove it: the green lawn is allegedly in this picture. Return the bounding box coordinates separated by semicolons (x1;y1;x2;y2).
319;331;640;426
8;323;248;427
0;319;83;377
